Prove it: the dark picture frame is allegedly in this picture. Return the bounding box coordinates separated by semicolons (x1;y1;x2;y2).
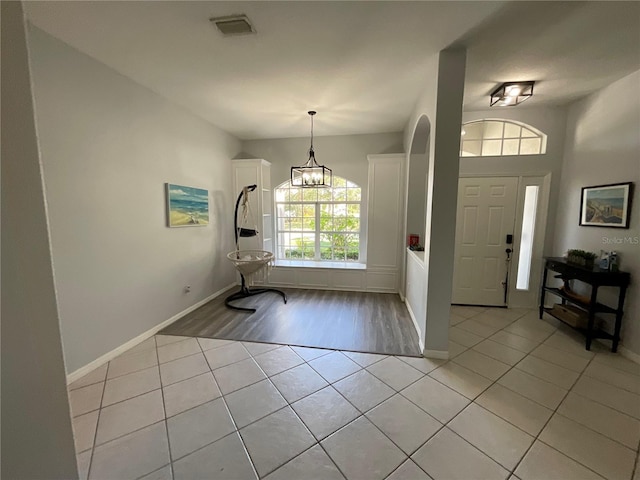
579;182;633;228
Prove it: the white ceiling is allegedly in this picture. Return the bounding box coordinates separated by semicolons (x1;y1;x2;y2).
461;1;640;111
25;1;640;140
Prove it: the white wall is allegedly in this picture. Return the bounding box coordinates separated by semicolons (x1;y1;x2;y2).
241;132;403;191
554;70;640;356
404;56;439;154
405;249;426;351
1;4;78;477
406;152;428;243
28;26;242;373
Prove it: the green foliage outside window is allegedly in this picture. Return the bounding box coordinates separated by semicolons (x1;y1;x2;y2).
276;176;362;262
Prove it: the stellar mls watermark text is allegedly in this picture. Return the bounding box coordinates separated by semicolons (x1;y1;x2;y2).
602;236;639;245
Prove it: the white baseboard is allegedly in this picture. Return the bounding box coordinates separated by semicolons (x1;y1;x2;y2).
618;345;640;365
254;282;397;294
423;349;449;360
67;282;237;384
404;299;425;353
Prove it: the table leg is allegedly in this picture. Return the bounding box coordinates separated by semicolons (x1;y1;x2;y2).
612;286;627;353
539;267;548;319
586;286;599;351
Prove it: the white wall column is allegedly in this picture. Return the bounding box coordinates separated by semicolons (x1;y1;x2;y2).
1;2;78;477
423;48;467;356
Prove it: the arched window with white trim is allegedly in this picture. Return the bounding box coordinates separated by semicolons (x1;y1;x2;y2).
460;119;547;157
274;176;362;262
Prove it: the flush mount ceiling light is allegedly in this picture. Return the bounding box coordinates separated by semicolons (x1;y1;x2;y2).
210;14;256;36
291;111;332;188
490;81;535;107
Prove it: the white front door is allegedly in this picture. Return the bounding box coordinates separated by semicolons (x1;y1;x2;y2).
452;177;518;306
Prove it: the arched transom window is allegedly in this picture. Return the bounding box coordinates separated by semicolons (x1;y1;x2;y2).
275;176;362;262
460;119;547;157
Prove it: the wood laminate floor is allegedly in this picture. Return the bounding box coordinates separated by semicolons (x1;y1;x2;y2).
160;288;422;357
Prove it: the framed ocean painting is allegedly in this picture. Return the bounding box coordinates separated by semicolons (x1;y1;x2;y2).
579;182;633;228
166;183;209;227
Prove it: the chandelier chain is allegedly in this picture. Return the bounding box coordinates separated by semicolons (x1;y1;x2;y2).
308;110;316;159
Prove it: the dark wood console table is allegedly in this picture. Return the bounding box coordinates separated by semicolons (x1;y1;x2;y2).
539;257;630;352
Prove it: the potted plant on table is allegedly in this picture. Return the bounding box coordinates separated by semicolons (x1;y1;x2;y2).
566;249;598;268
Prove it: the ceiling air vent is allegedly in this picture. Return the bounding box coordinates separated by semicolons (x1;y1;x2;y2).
210;14;256;36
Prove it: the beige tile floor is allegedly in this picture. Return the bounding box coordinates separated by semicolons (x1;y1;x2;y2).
68;307;640;480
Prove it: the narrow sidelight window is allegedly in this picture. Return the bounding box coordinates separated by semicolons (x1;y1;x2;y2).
516;185;539;290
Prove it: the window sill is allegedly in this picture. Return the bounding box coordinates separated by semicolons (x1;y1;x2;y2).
273;259;367;270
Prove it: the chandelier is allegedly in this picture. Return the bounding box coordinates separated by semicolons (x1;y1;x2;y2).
290;111;332;188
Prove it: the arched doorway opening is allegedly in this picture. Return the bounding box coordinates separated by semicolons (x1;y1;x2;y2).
403;114;431;351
